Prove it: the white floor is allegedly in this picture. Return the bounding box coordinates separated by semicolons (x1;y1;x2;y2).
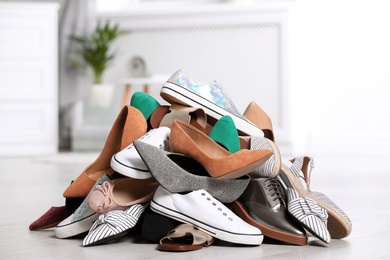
1;153;389;260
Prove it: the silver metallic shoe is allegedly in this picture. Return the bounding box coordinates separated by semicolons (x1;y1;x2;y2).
160;70;264;137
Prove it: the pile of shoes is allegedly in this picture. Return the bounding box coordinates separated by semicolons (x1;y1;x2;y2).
29;70;352;251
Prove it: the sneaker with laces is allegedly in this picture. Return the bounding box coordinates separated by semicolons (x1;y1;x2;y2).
150;186;263;246
160;70;264;137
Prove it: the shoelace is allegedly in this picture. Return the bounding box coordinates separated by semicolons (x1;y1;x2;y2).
264;178;286;208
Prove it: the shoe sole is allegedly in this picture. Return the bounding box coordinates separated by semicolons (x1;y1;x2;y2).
161;82;264;137
278;165;352;239
83;229;132;247
150;199;263;246
230;200;308;246
55;213;98;239
110;154;152;179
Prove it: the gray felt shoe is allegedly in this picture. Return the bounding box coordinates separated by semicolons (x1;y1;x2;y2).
133;140;250;203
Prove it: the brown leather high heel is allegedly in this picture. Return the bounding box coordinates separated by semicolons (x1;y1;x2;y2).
63;105;147;198
169;120;273;180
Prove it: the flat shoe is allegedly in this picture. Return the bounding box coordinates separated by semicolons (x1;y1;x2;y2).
83;204;147;247
159;223;214;252
277;157;352;239
88;177;158;214
29;206;70;231
286;187;331;244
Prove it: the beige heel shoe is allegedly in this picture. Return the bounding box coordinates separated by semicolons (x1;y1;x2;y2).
243;101;274;141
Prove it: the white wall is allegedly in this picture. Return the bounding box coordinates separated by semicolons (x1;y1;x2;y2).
72;0;390;156
289;0;390;156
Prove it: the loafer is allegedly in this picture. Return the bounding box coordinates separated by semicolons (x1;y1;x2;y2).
160;70;264;137
55;174;111;239
134;140;250;203
151;186;263;245
230;178;307;246
83;204;147;247
110;126;171;179
88;177;158;214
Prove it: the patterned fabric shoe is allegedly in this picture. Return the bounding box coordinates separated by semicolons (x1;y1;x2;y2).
160;70;264;137
82;203;147;247
55;174;111;239
277;157;352;239
241;136;281;178
286;188;330;244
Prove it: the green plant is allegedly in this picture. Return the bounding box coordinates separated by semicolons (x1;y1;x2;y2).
69;21;128;84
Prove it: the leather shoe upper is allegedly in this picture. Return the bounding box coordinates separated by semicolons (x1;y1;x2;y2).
239;178;305;237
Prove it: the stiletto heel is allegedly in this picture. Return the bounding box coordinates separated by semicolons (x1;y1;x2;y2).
169;120;272;179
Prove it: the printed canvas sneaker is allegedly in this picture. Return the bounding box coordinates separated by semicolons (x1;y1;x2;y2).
160;70;264;137
110;126;171;179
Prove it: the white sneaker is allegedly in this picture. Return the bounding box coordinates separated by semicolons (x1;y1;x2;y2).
110;127;171;179
150;186;263;246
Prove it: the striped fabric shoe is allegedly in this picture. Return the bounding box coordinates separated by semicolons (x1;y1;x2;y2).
286;188;330;244
278;157;352;239
242;136;281;178
82;204;147;247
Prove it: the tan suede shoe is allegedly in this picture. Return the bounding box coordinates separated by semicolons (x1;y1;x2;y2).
63;105;147;198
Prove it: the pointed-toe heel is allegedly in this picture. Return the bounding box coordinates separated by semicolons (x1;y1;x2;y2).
133;140;250;203
169;120;272;179
63;105;147;198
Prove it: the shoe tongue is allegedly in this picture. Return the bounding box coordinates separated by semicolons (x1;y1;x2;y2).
130;92;160;120
209;115;240;153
